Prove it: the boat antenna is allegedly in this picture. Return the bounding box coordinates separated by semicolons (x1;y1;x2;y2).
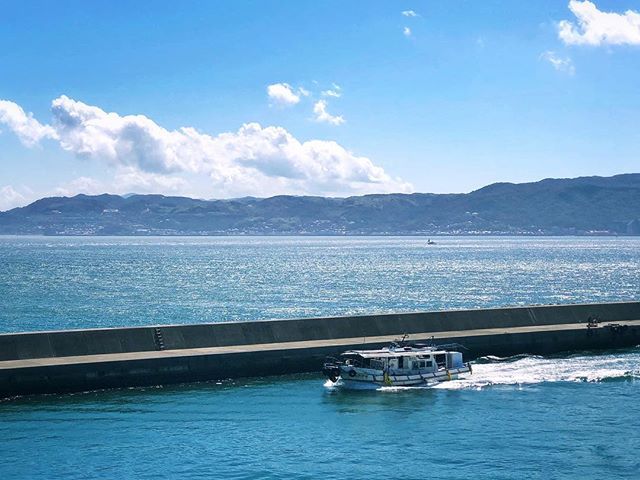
390;333;409;349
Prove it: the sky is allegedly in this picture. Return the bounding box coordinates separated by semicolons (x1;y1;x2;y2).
1;0;640;210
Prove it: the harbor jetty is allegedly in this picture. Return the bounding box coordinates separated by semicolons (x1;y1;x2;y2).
1;301;639;397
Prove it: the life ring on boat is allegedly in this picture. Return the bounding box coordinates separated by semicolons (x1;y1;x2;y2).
348;369;357;378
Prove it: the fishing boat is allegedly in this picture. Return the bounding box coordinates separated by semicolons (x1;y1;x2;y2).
322;341;471;389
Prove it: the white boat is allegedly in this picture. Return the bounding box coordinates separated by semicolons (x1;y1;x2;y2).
322;342;472;389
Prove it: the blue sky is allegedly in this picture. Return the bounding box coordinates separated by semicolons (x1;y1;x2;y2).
1;0;639;209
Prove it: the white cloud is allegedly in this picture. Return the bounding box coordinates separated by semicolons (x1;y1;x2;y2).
53;172;188;198
540;51;576;74
322;83;342;97
403;27;412;37
266;83;300;106
297;86;311;97
558;0;640;46
321;88;341;98
312;100;345;126
113;168;188;193
0;100;57;146
54;176;105;197
402;10;419;18
0;96;411;198
50;95;188;174
0;185;27;211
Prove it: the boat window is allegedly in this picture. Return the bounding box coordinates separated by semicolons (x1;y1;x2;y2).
345;356;367;368
398;356;404;369
435;354;446;367
370;359;383;370
426;360;433;368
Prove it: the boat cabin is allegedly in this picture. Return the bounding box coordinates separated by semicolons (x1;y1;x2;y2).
342;347;463;373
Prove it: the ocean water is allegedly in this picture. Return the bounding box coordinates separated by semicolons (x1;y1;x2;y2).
1;236;639;479
0;236;638;332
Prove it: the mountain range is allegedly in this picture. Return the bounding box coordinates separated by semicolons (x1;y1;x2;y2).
1;174;639;235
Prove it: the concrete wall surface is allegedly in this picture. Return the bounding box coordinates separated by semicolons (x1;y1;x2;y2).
1;301;638;362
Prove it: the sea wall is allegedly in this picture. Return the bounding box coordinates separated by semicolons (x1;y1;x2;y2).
1;301;639;397
1;301;639;362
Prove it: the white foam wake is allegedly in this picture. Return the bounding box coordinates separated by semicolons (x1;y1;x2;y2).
434;349;640;390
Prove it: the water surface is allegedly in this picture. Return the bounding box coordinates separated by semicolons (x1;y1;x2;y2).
0;236;639;479
0;236;638;332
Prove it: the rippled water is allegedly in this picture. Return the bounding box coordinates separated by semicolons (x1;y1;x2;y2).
1;236;639;479
0;236;638;332
2;351;639;479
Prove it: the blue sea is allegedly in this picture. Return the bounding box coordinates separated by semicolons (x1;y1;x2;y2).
1;236;639;479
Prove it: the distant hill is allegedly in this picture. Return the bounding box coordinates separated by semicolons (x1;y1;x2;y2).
1;174;639;235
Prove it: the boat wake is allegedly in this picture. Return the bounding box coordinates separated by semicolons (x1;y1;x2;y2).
433;348;640;390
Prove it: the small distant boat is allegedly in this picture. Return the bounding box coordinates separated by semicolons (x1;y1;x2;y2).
427;238;436;245
322;340;471;389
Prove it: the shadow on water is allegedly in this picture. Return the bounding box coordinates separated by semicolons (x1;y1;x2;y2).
0;372;323;410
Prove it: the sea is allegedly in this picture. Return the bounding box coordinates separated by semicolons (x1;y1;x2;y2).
0;236;639;479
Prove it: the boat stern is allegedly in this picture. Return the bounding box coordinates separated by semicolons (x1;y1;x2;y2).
322;361;342;383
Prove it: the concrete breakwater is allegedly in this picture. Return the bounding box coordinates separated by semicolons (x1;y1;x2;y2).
1;301;639;397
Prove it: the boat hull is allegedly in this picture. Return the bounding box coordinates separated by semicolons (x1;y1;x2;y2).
334;365;471;389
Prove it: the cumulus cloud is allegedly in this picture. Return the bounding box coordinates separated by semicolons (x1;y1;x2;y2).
266;83;300;106
403;27;412;37
312;100;345;126
0;96;411;197
540;51;575;74
0;185;27;211
50;95;191;174
558;1;640;46
0;100;57;146
402;10;419;18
